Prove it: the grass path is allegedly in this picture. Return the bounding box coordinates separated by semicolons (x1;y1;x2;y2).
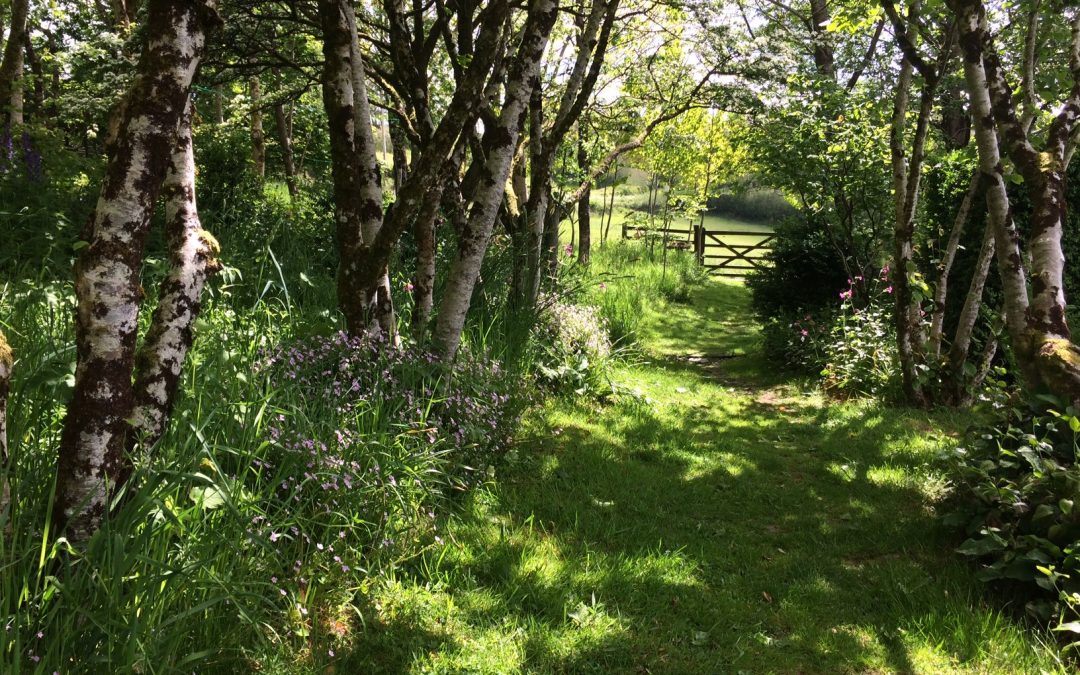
345;282;1062;673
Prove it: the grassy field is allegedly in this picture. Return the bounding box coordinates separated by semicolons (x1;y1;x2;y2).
331;279;1064;674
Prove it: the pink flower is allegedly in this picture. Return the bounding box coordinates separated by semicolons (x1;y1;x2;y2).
405;282;415;292
884;286;893;294
800;329;809;337
839;290;852;300
564;244;573;256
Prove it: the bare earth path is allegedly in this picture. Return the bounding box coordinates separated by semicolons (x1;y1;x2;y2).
345;281;1061;674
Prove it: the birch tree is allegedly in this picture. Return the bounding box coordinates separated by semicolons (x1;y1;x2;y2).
54;0;220;541
950;0;1080;399
433;0;561;359
0;0;29;125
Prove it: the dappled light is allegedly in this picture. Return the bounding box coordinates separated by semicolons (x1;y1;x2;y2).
339;284;1060;673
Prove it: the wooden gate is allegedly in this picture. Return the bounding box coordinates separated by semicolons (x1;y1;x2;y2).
692;225;774;277
621;220;774;277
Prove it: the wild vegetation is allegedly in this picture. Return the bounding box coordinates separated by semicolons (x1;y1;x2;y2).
3;0;1080;672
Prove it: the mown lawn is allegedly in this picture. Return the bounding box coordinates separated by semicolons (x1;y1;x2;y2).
336;281;1064;674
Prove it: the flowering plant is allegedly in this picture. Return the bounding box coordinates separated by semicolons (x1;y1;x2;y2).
821;269;901;398
535;295;614;396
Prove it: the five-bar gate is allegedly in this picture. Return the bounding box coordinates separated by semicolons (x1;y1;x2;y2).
692;225;775;277
622;221;774;277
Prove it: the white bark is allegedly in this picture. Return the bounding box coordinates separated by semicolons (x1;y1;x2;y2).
131;101;219;444
949;221;995;373
55;0;217;541
953;0;1034;385
434;0;560;360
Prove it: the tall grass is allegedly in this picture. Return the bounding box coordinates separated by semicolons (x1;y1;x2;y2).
0;161;534;672
570;240;708;347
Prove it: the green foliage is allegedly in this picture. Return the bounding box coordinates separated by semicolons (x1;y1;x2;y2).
748;215;852;374
945;390;1080;634
709;187;797;223
740;76;891;279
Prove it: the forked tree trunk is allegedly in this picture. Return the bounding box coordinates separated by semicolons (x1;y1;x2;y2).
885;6;956;405
0;0;28;126
130;102;220;446
53;0;217;542
952;0;1038;389
273;101;298;198
953;0;1080;398
523;0;618;302
0;330;11;522
249;76;265;179
318;0;391;336
433;0;560;360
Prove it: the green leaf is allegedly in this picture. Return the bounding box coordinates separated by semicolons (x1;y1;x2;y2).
189;485;226;511
957;534;1007;556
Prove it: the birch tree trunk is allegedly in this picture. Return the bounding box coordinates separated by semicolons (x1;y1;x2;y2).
249;76;265;179
54;0;217;542
410;189;440;338
130;101;219;447
953;0;1080;398
322;0;510;338
433;0;561;360
952;0;1038;389
947;222;994;401
319;0;391;336
0;0;28;126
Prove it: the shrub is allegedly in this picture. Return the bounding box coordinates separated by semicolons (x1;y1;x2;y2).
535;295;614;397
759;309;834;375
945;389;1080;635
747;216;855;373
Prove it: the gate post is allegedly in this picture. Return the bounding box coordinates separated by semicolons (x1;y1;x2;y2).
694;224;704;264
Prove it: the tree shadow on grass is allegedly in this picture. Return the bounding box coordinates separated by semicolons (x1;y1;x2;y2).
412;377;1045;672
347;282;1057;674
